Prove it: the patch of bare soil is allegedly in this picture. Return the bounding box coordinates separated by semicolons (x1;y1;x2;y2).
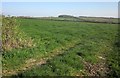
83;56;110;76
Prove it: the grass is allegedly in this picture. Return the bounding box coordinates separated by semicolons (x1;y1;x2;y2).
2;18;119;76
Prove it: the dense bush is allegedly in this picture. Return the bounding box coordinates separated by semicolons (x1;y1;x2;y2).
2;16;35;51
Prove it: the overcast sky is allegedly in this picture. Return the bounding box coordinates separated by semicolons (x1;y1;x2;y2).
2;2;118;18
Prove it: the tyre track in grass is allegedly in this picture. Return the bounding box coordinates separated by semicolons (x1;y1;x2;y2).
3;39;81;76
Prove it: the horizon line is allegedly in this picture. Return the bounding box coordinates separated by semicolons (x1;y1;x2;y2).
3;14;119;18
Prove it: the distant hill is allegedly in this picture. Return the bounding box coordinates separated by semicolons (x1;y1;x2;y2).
58;15;118;24
58;15;78;18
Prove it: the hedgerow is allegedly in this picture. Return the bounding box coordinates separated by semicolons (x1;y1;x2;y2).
2;16;35;51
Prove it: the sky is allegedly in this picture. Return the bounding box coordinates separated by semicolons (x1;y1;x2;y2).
2;2;118;18
1;0;119;2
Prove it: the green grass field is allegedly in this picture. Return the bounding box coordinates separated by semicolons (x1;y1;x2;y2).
2;18;119;76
